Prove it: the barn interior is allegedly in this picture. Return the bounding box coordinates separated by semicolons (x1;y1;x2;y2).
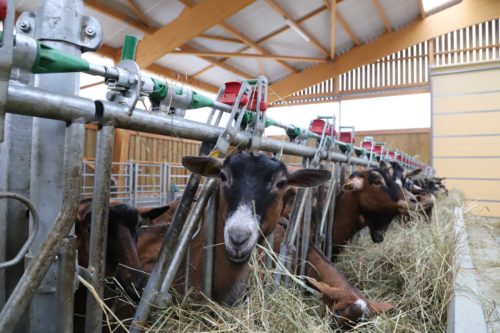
1;0;499;332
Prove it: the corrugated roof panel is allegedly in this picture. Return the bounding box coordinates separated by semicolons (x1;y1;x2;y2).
188;38;245;54
300;9;331;53
225;1;286;42
338;0;386;44
196;66;242;87
273;0;325;20
379;0;420;30
140;0;185;27
335;20;355;55
204;25;240;40
224;54;260;78
260;29;324;58
156;54;211;77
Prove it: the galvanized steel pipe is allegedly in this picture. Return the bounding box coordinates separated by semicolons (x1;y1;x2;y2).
6;82;378;167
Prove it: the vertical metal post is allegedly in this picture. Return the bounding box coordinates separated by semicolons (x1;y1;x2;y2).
299;191;312;276
131;143;213;331
325;163;340;259
85;125;115;333
275;187;309;286
56;236;77;333
202;190;218;297
0;120;85;332
128;161;134;204
26;1;84;332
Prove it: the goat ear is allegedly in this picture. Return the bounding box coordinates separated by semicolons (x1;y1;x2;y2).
379;161;389;173
342;177;364;192
287;169;331;188
306;277;346;301
405;168;422;178
368;301;394;315
182;156;222;177
138;205;170;221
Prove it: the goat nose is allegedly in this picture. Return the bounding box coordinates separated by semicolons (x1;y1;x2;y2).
230;230;251;247
410;197;418;204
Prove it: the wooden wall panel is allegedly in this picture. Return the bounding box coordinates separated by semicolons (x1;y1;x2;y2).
432;60;500;217
432;68;500;95
356;128;430;163
433;111;500;136
433;91;500;113
433;136;500;157
446;179;500;201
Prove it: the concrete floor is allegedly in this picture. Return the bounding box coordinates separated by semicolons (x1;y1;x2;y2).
465;215;500;333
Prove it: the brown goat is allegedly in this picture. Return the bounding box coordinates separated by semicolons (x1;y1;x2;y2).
74;199;168;332
137;152;331;306
332;166;415;253
273;219;393;327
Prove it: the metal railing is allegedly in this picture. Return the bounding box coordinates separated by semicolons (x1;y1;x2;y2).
82;161;192;207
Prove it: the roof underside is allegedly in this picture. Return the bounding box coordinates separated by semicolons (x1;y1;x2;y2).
14;0;486;98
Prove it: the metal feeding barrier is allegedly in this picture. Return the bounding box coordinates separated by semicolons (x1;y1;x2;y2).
0;1;433;332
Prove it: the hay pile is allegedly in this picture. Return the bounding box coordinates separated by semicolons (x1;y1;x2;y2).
115;194;460;332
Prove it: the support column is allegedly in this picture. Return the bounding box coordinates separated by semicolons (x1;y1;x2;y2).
26;1;83;332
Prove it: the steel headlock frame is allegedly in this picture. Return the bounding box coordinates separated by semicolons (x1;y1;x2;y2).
0;3;433;331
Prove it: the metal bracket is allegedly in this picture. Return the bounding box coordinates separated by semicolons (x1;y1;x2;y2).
245;75;268;151
0;0;15;143
213;81;252;156
17;8;103;52
106;60;141;115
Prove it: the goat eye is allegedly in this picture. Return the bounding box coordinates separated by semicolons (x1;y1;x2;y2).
219;172;227;182
275;179;287;189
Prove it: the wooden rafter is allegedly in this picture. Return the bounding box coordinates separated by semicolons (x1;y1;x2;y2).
135;0;255;68
180;44;253;78
125;0;152;28
172;50;327;62
418;0;427;19
184;0;342;78
330;0;337;59
218;22;298;73
337;12;360;46
268;0;500;103
265;0;329;57
371;0;392;32
84;0;252;80
199;34;243;44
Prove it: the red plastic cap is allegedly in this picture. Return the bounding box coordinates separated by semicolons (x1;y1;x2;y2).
221;82;249;107
0;0;7;20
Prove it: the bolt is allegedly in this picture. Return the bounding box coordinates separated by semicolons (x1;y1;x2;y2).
18;21;31;33
128;75;138;85
85;26;96;37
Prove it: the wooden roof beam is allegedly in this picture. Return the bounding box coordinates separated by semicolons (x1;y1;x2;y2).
219;22;298;73
172;50;327;63
268;0;500;102
337;12;360;46
179;0;297;74
265;0;329;57
85;0;253;80
330;0;337;59
179;45;253;78
418;0;427;19
125;0;152;28
371;0;393;32
198;34;244;44
135;0;255;68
